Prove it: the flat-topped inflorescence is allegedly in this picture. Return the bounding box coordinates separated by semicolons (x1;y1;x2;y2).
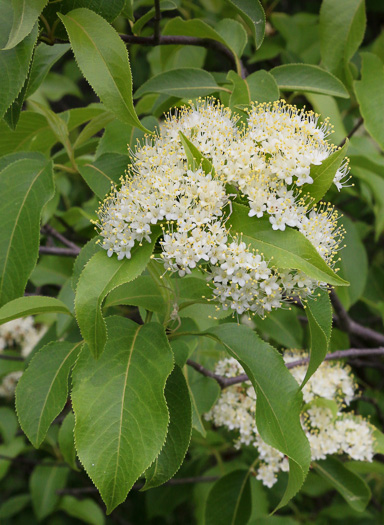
96;98;349;317
206;353;376;488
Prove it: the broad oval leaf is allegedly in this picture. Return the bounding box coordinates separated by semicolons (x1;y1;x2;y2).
0;494;31;520
0;296;72;325
302;288;332;387
313;456;371;512
0;24;38;119
302;140;349;202
71;317;174;513
227;203;348;287
59;8;146;131
0;156;54;307
78;153;129;200
270;64;349;98
134;68;225;100
30;464;69;521
206;324;311;509
3;0;48;50
354;52;384;150
226;0;265;49
75;233;159;358
144;365;192;489
26;42;71;97
104;275;165;312
59;496;105;525
58;411;78;471
246;69;280;103
16;341;82;448
205;469;252;525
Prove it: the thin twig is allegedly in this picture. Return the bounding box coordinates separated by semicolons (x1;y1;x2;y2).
188;348;384;389
41;224;79;251
0;354;24;362
339;117;364;147
39;246;80;257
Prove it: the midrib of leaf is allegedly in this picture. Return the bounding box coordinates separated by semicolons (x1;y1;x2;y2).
110;324;142;502
64;15;132;117
40;466;57;515
313;462;355;500
0;164;44;298
231;471;249;525
83;163;113;182
35;341;83;442
14;124;50;151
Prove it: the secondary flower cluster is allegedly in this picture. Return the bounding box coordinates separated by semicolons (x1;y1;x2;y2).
205;353;375;488
0;318;44;398
97;99;348;316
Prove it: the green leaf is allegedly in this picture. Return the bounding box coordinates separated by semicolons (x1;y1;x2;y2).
186;366;220;437
132;1;177;35
16;341;83;448
0;24;38;119
0;355;24;380
31;256;74;288
58;411;78;471
354;52;384;150
227;203;349;287
59;496;105;525
336;215;368;310
104;275;165;312
3;0;48;50
135;68;225;100
59;8;146;131
78;153;129;199
246;70;280;103
144;366;192;489
226;0;265;49
320;0;366;86
71;317;174;513
30;464;69;521
0;156;54;307
75;234;158;358
26;43;71;97
73;111;115;150
72;237;101;291
206;324;311;509
0;494;31;519
0;437;25;481
313;456;371;512
270;64;349;98
179;131;215;175
0;296;72;325
228;70;250;109
253;307;303;349
205;470;252;525
302;288;332;387
215;18;248;58
0;407;18;444
301;140;349;202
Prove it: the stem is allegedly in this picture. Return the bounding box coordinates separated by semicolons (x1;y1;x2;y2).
39;246;80;257
339;116;364;147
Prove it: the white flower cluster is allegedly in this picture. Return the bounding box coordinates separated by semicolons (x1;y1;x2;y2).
205;353;376;488
0;317;44;398
97;99;348;316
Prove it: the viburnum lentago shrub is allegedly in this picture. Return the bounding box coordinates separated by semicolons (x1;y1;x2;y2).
96;99;349;317
205;353;376;488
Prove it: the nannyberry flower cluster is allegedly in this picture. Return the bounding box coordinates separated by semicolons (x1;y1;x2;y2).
205;353;375;488
97;99;348;316
0;318;45;398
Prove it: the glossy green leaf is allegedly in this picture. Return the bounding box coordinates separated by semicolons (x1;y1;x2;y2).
31;256;74;288
337;215;368;310
0;296;72;325
207;324;311;509
75;234;158;358
0;494;31;519
71;317;174;512
132;0;177;35
302;288;332;387
0;24;37;118
228;70;250;109
30;464;69;521
105;275;165;311
135;68;225;99
59;496;105;525
354;52;384;150
186;366;220;437
179;131;215;175
253;307;303;349
320;0;366;85
78;153;129;199
58;411;78;471
215;18;248;58
59;8;146;131
227;203;349;287
73;111;115;150
270;64;349;98
26;43;71;97
205;470;252;525
144;366;192;489
226;0;265;49
0;156;54;307
16;341;83;447
246;70;280;103
3;0;48;50
313;456;371;512
72;237;101;291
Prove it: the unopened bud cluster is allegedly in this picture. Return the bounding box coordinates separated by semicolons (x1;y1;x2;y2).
205;353;375;488
97;99;348;316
